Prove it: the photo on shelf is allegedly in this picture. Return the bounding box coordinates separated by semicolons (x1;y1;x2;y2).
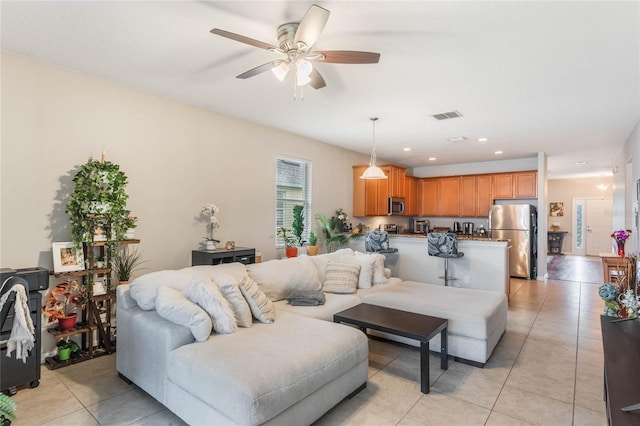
93;277;107;296
52;242;85;273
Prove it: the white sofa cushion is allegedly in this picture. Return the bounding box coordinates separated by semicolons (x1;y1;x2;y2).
219;282;253;328
184;277;237;334
340;255;375;289
239;276;275;324
166;311;368;426
130;269;197;310
274;293;361;321
323;262;360;294
155;286;212;342
355;251;387;285
129;263;248;311
247;256;321;302
361;281;507;340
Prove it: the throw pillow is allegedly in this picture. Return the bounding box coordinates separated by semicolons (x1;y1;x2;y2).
355;251;387;285
340;254;375;288
239;276;275;323
129;269;199;310
323;262;361;294
246;256;321;302
183;277;237;334
155;286;212;342
218;282;253;328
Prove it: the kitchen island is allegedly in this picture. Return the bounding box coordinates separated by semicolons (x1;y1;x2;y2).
351;234;511;296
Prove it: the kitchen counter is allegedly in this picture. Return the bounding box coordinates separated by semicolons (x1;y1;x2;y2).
388;233;508;242
350;235;511;296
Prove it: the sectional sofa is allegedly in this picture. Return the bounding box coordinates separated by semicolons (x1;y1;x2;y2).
116;248;507;425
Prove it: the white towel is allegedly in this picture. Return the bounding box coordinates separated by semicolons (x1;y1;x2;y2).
0;283;35;363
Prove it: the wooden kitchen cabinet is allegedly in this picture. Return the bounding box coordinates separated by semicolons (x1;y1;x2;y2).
418;178;439;216
514;171;537;198
492;173;514;199
352;164;406;216
404;176;418;216
440;176;460;217
476;174;493;217
460;175;478;217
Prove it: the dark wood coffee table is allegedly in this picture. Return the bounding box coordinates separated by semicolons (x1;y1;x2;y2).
333;303;448;394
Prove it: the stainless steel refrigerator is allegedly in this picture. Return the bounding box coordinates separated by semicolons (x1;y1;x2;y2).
489;204;537;279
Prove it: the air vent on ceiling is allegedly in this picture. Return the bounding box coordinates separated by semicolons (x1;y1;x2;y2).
447;137;467;142
432;111;463;120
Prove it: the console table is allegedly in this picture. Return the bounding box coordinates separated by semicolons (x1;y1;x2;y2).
547;231;567;254
192;247;256;266
600;315;640;425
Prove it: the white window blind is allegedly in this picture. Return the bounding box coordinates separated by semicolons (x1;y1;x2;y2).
276;156;312;248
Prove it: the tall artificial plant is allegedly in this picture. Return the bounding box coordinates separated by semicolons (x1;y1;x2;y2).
315;213;361;252
292;205;305;246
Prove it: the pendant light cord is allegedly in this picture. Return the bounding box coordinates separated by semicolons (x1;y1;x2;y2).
370;117;378;166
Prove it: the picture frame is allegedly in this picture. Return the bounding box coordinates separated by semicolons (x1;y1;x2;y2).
52;242;85;273
93;276;107;296
549;202;564;217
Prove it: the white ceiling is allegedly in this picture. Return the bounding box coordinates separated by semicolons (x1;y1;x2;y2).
2;1;638;179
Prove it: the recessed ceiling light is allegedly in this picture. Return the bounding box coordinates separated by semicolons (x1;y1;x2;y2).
428;157;437;161
403;147;411;152
575;161;588;165
447;136;466;142
478;137;488;142
494;150;503;155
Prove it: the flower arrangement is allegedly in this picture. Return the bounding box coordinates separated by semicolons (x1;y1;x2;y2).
123;214;138;230
201;203;220;243
330;208;350;232
43;279;87;323
611;229;632;242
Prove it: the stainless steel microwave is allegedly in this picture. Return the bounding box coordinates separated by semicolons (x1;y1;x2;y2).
388;197;405;216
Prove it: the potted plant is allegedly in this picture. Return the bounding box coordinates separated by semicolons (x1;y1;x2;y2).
0;393;17;426
42;280;86;331
307;231;319;256
277;227;298;257
112;247;147;285
316;213;362;252
66;158;133;252
123;214;138;239
56;339;79;361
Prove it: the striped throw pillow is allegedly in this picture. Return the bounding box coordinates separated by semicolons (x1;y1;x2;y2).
239;275;275;324
323;262;361;294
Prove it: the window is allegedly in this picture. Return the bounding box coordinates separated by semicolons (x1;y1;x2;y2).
276;156;312;247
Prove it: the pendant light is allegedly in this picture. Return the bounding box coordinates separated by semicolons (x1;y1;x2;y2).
360;117;388;179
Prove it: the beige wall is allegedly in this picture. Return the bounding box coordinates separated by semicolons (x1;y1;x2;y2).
547;177;614;253
0;51;370;274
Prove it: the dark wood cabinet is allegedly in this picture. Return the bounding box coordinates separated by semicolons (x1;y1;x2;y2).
192;247;256;266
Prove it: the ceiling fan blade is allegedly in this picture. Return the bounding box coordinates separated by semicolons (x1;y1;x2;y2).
313;50;381;64
210;28;277;51
236;61;279;79
293;4;330;50
309;68;326;89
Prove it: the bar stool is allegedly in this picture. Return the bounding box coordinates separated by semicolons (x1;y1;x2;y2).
427;232;464;286
365;231;398;254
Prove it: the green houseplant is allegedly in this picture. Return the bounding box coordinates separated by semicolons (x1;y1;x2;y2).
56;339;79;361
307;231;319;256
112;247;147;284
66;159;133;255
316;212;362;252
0;393;17;425
292;205;305;246
277;227;298;257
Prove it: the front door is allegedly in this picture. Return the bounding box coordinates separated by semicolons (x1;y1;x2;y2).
585;198;614;256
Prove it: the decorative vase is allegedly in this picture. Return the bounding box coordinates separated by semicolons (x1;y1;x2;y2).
119;280;129;286
307;245;318;256
124;228;136;239
285;247;298;258
58;314;77;331
205;240;216;251
616;239;625;257
58;347;72;361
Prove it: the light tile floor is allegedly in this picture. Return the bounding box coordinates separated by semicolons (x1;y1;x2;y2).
11;277;607;426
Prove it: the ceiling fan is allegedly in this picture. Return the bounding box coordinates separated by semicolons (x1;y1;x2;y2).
210;4;380;90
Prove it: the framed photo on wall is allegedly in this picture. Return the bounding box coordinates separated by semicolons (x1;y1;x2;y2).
52;242;85;273
550;202;564;217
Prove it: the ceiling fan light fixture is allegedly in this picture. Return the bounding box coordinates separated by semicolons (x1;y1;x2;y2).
360;117;388;180
296;71;312;86
271;62;290;81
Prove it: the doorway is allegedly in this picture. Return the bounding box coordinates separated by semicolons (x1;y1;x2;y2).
573;197;613;256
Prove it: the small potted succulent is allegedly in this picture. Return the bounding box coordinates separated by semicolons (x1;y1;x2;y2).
307;231;319;256
112;247;147;285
